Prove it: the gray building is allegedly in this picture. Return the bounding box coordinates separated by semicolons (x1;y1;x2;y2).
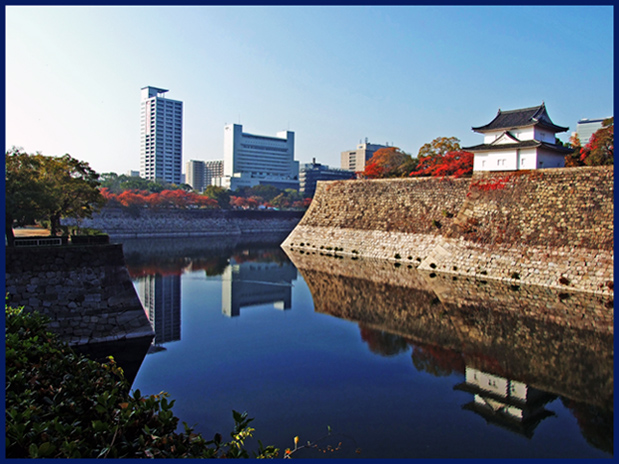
205;160;224;187
185;160;206;192
341;140;389;172
576;118;609;145
300;159;355;197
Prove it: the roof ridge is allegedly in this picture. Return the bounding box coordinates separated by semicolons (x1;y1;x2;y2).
497;104;544;115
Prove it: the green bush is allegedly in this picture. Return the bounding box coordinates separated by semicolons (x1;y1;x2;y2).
5;303;277;459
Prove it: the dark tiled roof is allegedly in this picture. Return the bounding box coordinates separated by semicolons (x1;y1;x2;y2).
472;103;569;133
463;139;574;154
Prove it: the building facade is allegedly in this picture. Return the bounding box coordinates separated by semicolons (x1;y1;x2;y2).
185;160;206;192
299;159;356;197
464;103;572;172
221;124;298;191
576;118;608;146
140;86;183;184
205;160;224;187
340;140;389;172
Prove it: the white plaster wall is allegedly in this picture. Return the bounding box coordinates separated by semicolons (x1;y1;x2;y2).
537;149;566;169
518;148;537;170
534;127;557;143
474;150;518;171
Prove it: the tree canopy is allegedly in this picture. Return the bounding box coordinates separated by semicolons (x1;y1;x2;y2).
410;137;473;178
99;173;190;194
410;150;474;178
362;147;417;179
416;136;461;159
579;117;614;166
5;149;105;244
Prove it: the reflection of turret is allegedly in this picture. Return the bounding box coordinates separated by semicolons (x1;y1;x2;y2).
222;260;297;317
137;274;181;346
454;367;556;439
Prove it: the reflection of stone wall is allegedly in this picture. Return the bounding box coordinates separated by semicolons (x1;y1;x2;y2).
5;245;154;347
287;251;613;410
68;208;304;239
282;166;613;294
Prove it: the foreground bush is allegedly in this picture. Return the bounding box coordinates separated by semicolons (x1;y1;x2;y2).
5;304;278;458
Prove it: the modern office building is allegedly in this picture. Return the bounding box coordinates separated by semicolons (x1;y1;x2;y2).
140;86;183;184
341;140;389;172
299;159;356;197
576;118;609;145
185;160;206;192
221;124;299;191
205;160;224;187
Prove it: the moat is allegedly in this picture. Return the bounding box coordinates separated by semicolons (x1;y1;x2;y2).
121;235;612;459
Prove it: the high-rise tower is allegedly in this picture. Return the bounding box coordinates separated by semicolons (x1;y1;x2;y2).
140;86;183;184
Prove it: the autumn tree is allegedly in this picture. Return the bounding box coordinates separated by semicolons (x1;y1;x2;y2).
410;150;474;178
564;133;585;167
416;136;461;160
410;136;473;178
580;117;614;166
362;147;417;179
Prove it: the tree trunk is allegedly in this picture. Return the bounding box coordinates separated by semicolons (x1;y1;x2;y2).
50;213;61;236
5;215;15;247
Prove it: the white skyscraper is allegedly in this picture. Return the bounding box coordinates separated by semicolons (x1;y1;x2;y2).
140;86;183;184
221;124;298;191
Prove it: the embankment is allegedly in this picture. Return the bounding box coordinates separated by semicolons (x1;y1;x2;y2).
69;208;304;239
5;244;154;348
282;166;613;294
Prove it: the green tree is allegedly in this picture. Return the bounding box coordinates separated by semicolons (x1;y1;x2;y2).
5;149;105;243
5;149;52;246
203;185;231;209
39;154;105;236
417;136;461;159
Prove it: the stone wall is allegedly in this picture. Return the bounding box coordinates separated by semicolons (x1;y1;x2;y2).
5;244;154;347
283;166;613;295
68;208;304;239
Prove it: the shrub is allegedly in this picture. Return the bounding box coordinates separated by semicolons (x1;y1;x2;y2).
5;304;277;459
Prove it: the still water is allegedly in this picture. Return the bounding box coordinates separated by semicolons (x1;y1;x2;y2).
120;235;613;459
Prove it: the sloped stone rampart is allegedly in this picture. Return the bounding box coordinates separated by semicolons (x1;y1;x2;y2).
282;166;613;295
5;244;154;347
69;208;304;239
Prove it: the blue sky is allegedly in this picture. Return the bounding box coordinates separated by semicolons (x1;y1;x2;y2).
5;6;614;175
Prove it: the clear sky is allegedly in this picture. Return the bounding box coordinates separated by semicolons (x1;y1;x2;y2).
5;5;614;175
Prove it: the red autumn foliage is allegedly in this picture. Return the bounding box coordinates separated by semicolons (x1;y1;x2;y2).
362;147;415;179
469;175;511;191
410;150;474;178
579;118;614;166
101;188;219;209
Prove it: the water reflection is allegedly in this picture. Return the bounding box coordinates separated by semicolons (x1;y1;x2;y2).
137;275;181;350
222;257;296;317
285;248;613;455
117;238;612;457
